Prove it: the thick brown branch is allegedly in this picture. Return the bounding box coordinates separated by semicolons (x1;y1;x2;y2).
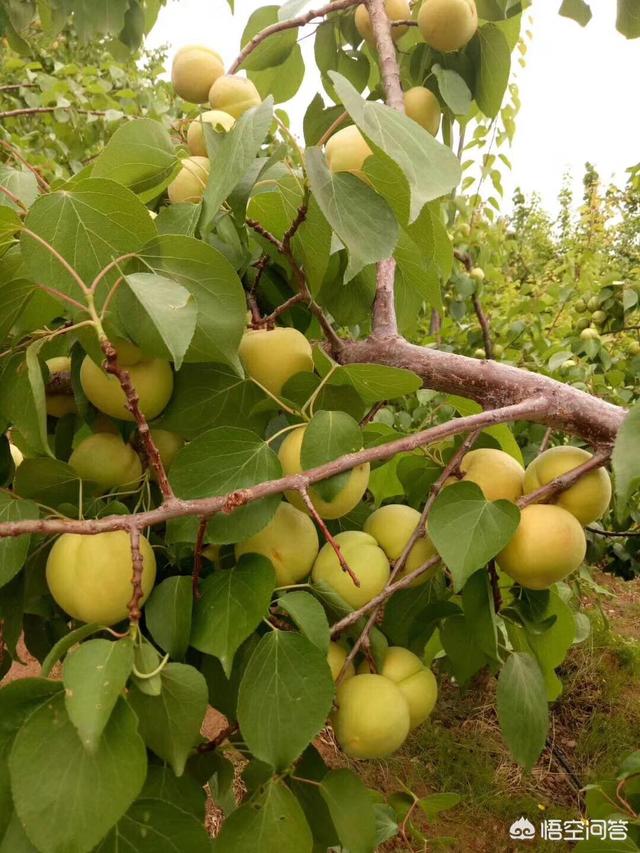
100;339;174;501
338;337;625;445
228;0;361;74
372;258;398;339
298;487;360;587
0;397;547;539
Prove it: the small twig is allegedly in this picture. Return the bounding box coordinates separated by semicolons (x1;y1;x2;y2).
317;110;348;148
0;107;107;119
518;448;612;509
0;138;50;191
282;197;308;250
586;526;640;538
196;723;240;754
0;183;28;212
472;293;494;359
488;559;501;612
298;487;360;587
100;339;175;501
228;0;361;74
359;400;386;427
37;284;89;314
90;253;138;295
255;293;305;328
539;426;553;454
193;516;208;600
128;527;145;623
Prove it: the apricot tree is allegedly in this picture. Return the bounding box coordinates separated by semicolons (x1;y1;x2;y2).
0;1;639;851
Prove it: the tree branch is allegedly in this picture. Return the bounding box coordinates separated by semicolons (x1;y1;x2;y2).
0;107;106;119
128;527;144;623
298;487;360;587
228;0;361;74
0;397;547;539
454;249;493;359
518;448;612;509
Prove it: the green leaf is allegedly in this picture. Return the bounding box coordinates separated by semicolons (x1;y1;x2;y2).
496;652;548;770
237;632;334;770
416;792;461;819
0;347;51;458
41;623;105;677
91;118;179;202
429;482;520;591
21;178;156;304
94;798;212;852
145;576;193;661
202;99;274;226
0;494;38;588
139;235;246;368
447;395;523;464
292;196;332;296
617;0;640;37
330;72;461;222
9;695;146;853
73;0;129;41
305;147;399;282
13;458;84;507
319;769;377;853
432;65;473;115
119;272;197;370
127;663;208;777
190;554;275;676
440;614;487;685
240;5;298;71
63;638;134;752
0;166;38;212
249;44;305;104
277;591;330;651
215;779;312;852
0;678;63;750
559;0;592;27
330;363;423;404
612;404;640;514
462;569;498;661
155;202;201;237
157;363;266;439
301;410;363;503
141;764;206;819
473;24;512;118
169;427;282;544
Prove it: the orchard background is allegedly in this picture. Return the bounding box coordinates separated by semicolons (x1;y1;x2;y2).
0;1;639;851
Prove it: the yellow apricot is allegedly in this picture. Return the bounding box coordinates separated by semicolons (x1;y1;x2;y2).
333;673;410;758
325;125;373;181
187;109;235;157
523;446;612;525
171;45;224;104
208;75;261;118
418;0;478;52
359;646;438;728
235;501;319;586
167;156;210;204
278;426;370;520
149;429;184;473
327;641;355;682
456;448;524;503
238;327;314;397
363;504;438;586
497;504;587;590
46;530;156;625
80;355;173;422
404;86;441;135
355;0;411;44
69;433;142;492
312;531;389;608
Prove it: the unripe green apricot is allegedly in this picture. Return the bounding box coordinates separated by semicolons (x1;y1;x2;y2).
235;501;319;586
355;0;410;44
561;359;577;370
628;340;640;355
167;156;210;204
591;310;607;326
327;641;355;682
69;433;142;492
587;296;600;311
279;427;370;520
497;504;586;590
325;125;373;181
580;327;599;341
171;45;224;104
418;0;478;52
576;317;590;332
80;354;173;422
364;504;437;586
149;429;184;473
523;445;611;525
404;86;441;136
208;75;261;118
455;448;524;503
473;348;486;359
575;298;587;312
187;109;235;156
470;266;485;281
492;344;504;358
238;327;314;397
333;673;410;759
359;646;438;728
46;530;156;625
45;356;77;418
312;531;389;608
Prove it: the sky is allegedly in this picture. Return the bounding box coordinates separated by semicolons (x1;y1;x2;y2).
148;1;640;215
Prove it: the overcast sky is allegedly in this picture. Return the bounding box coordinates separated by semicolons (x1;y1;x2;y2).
148;1;639;214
